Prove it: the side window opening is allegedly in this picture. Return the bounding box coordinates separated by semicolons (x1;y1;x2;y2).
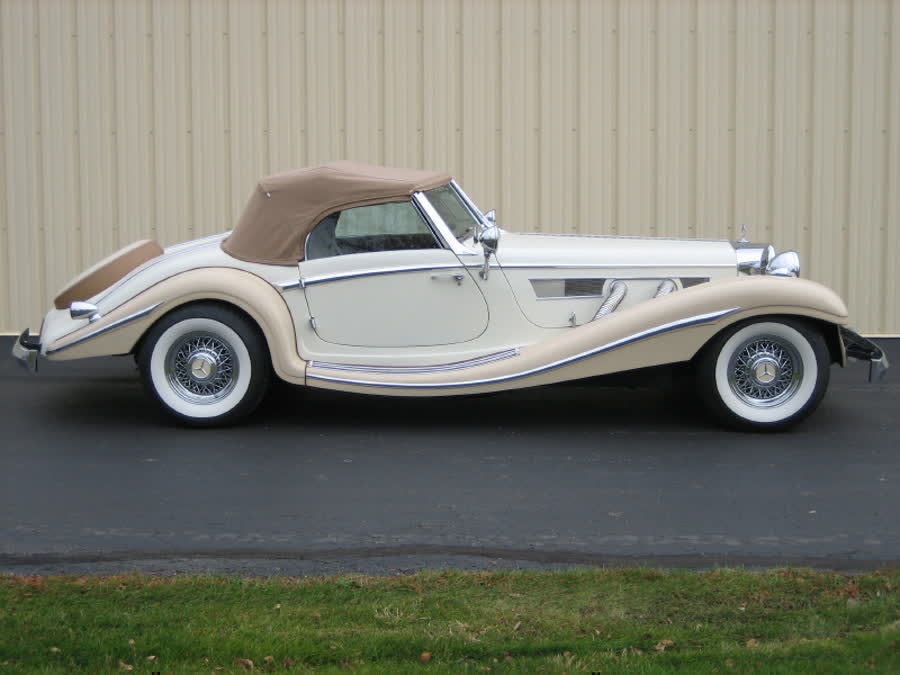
305;201;441;260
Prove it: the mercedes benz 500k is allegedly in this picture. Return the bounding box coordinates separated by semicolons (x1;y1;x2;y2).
13;161;888;429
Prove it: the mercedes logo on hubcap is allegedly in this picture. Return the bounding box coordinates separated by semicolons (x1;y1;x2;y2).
189;353;216;381
753;359;779;385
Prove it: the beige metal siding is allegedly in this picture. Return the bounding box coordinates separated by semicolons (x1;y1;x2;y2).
0;0;897;334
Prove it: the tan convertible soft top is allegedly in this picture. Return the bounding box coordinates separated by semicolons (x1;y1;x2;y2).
222;160;451;265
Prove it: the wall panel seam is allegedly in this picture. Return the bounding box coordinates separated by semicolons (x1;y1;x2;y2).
109;0;120;250
32;0;47;309
147;0;158;242
0;2;8;325
843;0;854;303
881;0;893;333
186;0;195;239
805;0;815;270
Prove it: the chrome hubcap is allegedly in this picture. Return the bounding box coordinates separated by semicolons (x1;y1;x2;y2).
752;357;780;385
189;352;217;381
728;336;802;407
165;333;237;404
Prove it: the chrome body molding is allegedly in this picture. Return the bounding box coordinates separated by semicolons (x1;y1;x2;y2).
276;279;303;291
47;302;165;355
308;307;741;389
310;348;520;375
498;262;737;270
517;232;729;243
301;263;465;287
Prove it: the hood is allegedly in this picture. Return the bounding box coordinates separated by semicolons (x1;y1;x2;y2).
493;232;740;328
494;232;738;270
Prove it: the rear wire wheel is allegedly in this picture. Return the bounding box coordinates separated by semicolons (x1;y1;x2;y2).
138;303;271;426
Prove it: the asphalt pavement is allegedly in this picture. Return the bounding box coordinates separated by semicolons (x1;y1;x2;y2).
1;335;898;575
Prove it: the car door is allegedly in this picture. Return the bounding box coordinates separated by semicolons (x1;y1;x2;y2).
298;200;488;348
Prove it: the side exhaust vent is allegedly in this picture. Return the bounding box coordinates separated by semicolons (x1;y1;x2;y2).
593;280;627;320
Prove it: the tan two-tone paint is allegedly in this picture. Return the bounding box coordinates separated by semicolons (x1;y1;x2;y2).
43;270;847;397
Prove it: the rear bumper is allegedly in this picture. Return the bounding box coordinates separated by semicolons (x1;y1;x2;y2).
840;326;890;382
11;329;41;373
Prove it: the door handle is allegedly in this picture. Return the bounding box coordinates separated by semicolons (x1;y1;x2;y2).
430;272;465;286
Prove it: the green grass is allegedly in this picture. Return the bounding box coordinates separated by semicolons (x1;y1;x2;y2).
1;568;898;673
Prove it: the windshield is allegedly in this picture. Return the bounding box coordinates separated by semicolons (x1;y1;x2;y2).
424;184;481;243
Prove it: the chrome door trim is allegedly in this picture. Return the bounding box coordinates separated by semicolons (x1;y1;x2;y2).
47;302;165;355
310;348;520;375
308;307;740;389
276;279;303;291
301;262;466;287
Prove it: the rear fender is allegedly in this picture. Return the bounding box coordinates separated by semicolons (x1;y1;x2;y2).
43;267;307;384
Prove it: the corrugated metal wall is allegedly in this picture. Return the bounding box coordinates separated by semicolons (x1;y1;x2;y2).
1;0;897;334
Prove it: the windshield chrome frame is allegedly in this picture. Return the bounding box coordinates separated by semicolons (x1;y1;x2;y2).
449;179;488;227
412;190;478;257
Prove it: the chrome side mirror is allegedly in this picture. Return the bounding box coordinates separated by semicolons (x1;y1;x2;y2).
484;209;496;225
479;223;500;280
70;301;101;323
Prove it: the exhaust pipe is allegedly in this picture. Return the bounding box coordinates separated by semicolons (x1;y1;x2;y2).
654;279;676;297
593;280;627;320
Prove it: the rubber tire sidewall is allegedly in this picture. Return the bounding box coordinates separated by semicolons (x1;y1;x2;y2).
139;305;270;426
699;319;830;431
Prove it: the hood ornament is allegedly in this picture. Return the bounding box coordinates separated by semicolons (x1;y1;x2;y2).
739;224;749;243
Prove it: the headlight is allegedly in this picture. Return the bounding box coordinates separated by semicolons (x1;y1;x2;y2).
734;243;775;275
766;250;801;277
733;241;801;278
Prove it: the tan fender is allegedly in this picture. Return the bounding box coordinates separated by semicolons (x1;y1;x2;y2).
44;267;307;384
307;276;848;396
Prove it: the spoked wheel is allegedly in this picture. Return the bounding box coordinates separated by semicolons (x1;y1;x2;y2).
138;303;271;426
697;319;830;431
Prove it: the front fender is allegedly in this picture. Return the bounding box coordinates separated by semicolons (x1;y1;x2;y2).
43;267;307;384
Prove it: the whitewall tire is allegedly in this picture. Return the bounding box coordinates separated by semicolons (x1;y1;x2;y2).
138;304;271;426
697;319;830;431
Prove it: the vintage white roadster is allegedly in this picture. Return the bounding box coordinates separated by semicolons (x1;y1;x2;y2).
13;161;888;429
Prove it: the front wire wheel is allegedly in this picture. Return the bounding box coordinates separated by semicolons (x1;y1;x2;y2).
138;304;271;426
698;319;830;431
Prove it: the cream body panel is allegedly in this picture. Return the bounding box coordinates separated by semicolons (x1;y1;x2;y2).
306;276;849;397
40;234;299;352
496;232;738;328
298;249;488;348
285;253;559;366
94;237;297;311
43;268;307;384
